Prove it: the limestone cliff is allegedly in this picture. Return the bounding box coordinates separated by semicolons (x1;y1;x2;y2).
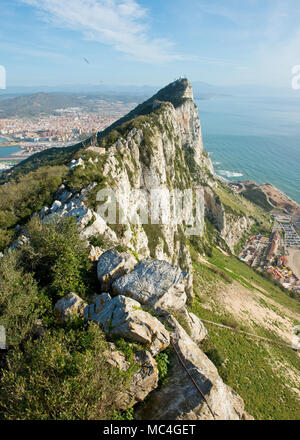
2;79;299;421
38;78;258;294
3;78;265;420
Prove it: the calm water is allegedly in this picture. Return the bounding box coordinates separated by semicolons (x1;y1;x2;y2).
0;146;20;157
196;95;300;204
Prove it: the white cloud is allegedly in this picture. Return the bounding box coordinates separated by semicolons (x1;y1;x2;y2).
20;0;183;63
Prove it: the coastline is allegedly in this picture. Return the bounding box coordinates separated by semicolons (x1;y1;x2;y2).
287;248;300;280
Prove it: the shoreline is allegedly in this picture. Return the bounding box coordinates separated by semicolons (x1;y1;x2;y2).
287;248;300;280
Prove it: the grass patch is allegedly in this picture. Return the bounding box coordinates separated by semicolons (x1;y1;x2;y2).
200;326;300;420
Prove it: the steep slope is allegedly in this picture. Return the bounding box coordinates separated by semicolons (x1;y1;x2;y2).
36;78;217;302
34;79;267;288
0;79;299;420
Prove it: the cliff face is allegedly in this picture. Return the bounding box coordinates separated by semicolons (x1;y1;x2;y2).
3;78;265;420
3;79;299;421
40;79;216;300
39;78;253;293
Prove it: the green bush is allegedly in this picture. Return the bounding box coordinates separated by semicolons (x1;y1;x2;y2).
0;165;67;251
0;251;51;349
0;323;128;420
155;352;170;384
19;217;92;301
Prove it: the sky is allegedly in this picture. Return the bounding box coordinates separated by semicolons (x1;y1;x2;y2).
1;0;300;88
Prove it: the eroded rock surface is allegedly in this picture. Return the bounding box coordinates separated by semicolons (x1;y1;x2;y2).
86;293;170;355
183;310;208;343
104;344;159;409
136;317;252;420
112;258;188;311
97;249;137;291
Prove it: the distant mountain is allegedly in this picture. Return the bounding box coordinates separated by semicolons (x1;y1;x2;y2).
1;80;296;102
0;83;158;97
0;93;83;118
0;80;296;118
0;91;146;118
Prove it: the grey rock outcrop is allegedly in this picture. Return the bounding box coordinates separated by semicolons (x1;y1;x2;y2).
112;258;188;312
204;185;255;252
119;350;159;409
204;186;225;232
97;249;137;291
221;214;255;252
86;294;170;355
84;292;112;321
68;157;85;169
40;183;118;243
136;317;252;420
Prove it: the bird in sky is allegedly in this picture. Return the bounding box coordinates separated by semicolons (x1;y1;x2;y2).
83;57;90;64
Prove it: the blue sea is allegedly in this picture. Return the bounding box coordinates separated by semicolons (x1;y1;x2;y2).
0;146;19;156
196;95;300;204
0;137;20;161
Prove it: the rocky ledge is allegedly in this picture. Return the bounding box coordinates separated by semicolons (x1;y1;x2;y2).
54;248;252;420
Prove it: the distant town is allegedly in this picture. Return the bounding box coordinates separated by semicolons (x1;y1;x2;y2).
0;98;137;170
239;212;300;294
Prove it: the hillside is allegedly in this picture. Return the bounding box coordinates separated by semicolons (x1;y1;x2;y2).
0;92;143;118
0;79;299;421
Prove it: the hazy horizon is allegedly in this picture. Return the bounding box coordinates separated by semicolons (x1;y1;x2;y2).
2;1;300;90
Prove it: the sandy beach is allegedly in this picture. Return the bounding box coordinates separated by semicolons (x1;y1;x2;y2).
287;248;300;279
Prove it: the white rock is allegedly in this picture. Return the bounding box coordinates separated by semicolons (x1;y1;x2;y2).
88;245;103;262
184;310;208;343
97;249;137;291
51;200;62;212
89;295;170;355
112;258;188;311
68;157;85;169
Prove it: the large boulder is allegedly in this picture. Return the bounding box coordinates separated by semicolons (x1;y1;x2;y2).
54;293;87;323
119;350;159;409
97;249;137;291
87;294;170;355
112;258;188;311
136;317;252;420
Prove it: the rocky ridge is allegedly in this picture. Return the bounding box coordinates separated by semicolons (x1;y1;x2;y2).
37;79;255;298
53;248;252;420
11;78;260;419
